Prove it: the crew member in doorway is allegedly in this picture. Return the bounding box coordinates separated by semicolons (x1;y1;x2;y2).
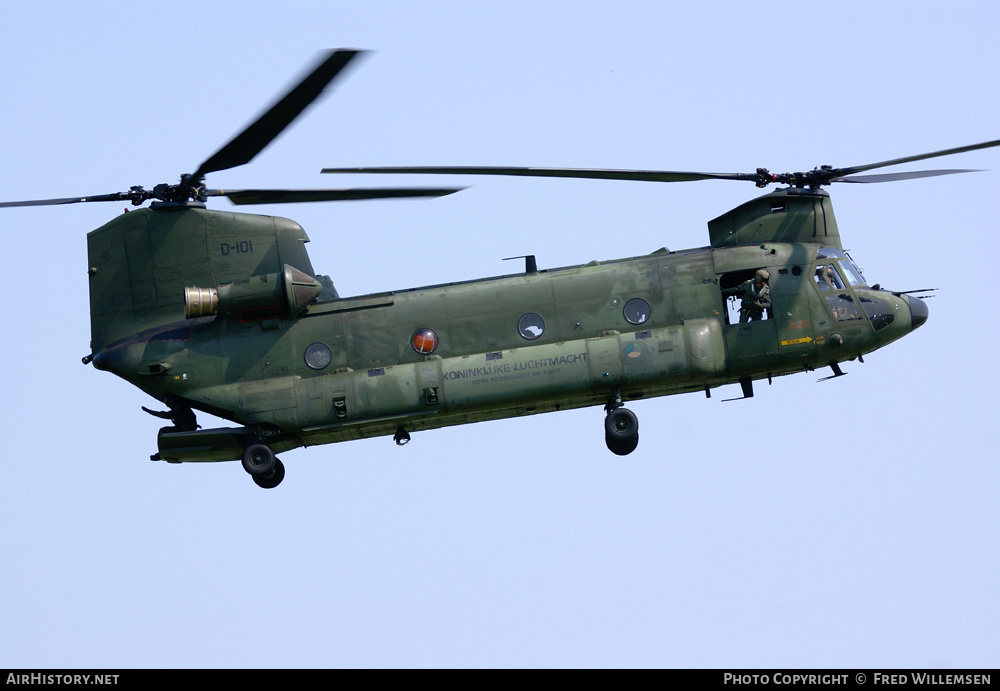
724;269;771;322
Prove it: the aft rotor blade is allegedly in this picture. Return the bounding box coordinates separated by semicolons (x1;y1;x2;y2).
206;187;464;205
193;50;365;181
0;192;130;208
836;139;1000;177
322;165;749;183
832;169;981;184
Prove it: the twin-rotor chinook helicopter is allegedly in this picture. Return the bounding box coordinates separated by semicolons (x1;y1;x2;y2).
4;50;998;488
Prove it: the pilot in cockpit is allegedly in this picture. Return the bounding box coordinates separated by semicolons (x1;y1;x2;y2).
815;265;844;291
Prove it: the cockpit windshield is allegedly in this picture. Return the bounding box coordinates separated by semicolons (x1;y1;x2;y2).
816;247;868;287
838;260;865;287
815;247;894;330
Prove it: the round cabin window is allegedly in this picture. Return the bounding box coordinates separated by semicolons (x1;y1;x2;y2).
623;298;651;325
411;328;439;354
304;342;333;370
517;313;545;340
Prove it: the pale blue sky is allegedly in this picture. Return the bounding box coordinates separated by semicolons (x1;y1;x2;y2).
1;1;997;668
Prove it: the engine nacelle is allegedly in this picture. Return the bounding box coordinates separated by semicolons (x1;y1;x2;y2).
184;265;322;321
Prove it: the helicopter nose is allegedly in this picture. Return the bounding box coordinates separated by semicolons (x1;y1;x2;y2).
91;343;133;373
91;347;119;372
908;296;929;330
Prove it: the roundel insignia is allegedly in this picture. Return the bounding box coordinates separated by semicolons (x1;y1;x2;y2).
625;342;643;359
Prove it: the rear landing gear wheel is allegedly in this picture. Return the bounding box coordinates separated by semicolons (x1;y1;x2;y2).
252;458;285;489
606;432;639;456
242;443;276;476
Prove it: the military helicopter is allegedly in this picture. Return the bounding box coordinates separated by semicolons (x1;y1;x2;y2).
3;49;997;489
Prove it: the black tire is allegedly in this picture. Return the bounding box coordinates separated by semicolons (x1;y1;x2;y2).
604;407;639;441
252;458;285;489
606;432;639;456
242;443;276;476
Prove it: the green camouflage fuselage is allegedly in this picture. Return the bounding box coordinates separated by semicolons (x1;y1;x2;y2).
87;188;926;461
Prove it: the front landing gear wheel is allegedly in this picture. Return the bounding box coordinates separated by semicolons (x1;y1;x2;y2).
605;407;638;441
604;407;639;455
242;443;276;476
252;458;285;489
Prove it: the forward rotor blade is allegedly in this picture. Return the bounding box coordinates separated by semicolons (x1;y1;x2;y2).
0;192;129;208
193;50;365;181
832;169;981;184
837;139;1000;177
324;138;1000;189
322;165;749;183
205;187;464;205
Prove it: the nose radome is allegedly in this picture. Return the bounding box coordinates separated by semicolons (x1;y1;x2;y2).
908;296;929;330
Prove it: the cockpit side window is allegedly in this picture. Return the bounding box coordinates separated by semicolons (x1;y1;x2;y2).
825;294;863;322
814;264;844;291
